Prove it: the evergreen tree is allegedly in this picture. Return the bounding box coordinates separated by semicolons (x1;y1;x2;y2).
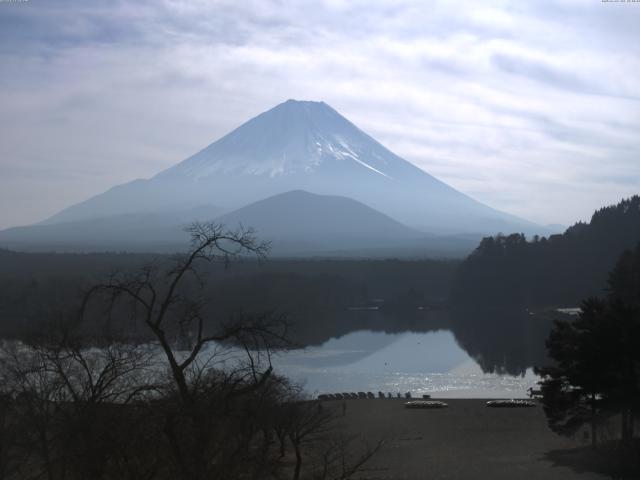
537;244;640;447
536;297;611;445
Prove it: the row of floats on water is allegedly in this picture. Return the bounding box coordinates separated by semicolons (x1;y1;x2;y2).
317;392;536;409
405;399;537;409
317;391;427;401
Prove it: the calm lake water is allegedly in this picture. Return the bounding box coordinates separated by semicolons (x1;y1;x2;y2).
272;330;539;398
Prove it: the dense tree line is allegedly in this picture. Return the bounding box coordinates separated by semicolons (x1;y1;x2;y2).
536;243;640;473
0;249;458;343
445;196;640;375
452;196;640;308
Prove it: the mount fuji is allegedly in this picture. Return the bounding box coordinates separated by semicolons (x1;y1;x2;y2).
1;100;543;254
45;100;536;232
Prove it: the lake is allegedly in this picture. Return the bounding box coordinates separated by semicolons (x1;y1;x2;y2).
273;330;539;398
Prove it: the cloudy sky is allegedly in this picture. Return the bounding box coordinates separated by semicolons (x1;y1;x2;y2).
0;0;639;230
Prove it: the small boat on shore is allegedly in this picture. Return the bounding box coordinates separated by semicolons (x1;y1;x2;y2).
405;400;448;409
486;399;536;408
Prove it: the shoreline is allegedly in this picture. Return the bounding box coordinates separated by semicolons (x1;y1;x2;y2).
333;398;608;479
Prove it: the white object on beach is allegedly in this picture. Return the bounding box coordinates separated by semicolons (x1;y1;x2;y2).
404;400;448;409
486;399;536;408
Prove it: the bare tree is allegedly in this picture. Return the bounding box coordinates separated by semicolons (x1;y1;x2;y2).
76;223;295;479
0;322;161;480
0;222;381;480
80;223;283;398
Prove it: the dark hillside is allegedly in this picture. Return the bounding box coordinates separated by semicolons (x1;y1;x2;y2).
453;196;640;308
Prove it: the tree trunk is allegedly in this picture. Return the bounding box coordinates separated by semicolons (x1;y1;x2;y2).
39;428;56;480
153;327;191;403
590;393;597;447
621;409;630;446
291;436;302;480
163;413;192;480
277;431;286;459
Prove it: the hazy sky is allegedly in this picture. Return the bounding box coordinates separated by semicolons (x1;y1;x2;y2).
0;0;639;229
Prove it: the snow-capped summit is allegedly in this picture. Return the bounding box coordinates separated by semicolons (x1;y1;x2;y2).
41;99;540;235
159;99;405;180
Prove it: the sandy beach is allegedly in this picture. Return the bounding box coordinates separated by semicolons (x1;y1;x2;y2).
335;399;610;480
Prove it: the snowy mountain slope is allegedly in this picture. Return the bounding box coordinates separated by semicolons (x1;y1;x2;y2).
42;99;539;235
159;99;419;180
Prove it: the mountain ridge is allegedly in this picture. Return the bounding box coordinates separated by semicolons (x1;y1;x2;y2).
0;190;483;256
41;99;541;236
216;189;422;240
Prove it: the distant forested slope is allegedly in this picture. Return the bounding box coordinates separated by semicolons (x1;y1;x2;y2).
0;250;458;340
452;196;640;307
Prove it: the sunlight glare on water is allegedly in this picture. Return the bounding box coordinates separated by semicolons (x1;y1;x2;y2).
273;330;539;398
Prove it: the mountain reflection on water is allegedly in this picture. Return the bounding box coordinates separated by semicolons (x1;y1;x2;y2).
274;307;555;398
274;330;539;398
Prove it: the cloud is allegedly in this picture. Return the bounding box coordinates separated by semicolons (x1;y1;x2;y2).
490;53;589;93
0;0;639;228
